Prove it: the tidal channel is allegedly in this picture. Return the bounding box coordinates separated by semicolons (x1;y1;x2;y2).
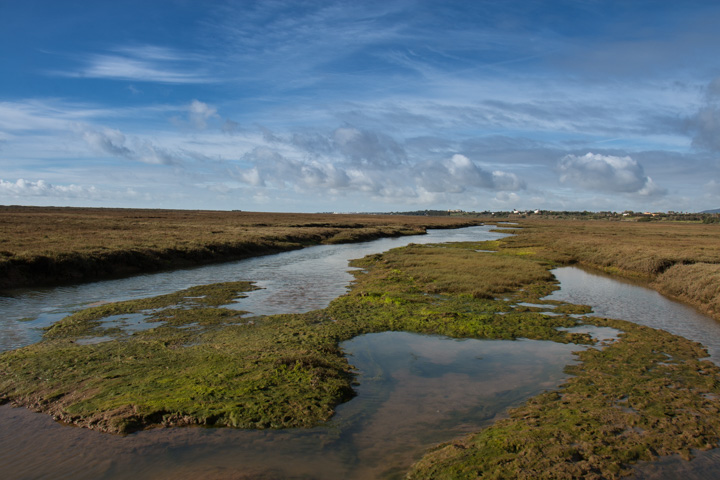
1;226;719;478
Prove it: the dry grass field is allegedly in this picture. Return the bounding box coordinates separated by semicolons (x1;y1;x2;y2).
0;206;482;289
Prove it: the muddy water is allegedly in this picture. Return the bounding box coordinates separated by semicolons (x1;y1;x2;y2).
0;333;582;479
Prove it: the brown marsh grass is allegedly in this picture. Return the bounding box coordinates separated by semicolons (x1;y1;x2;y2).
0;206;483;289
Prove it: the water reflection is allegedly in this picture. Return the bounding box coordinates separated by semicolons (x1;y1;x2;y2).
545;266;720;359
0;332;581;480
0;226;507;352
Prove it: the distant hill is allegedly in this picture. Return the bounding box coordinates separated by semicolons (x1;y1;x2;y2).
701;208;720;214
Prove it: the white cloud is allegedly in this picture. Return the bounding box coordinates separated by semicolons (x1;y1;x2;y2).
188;100;219;130
59;45;215;84
82;127;132;158
235;146;351;190
136;141;179;165
689;106;720;152
0;100;90;132
0;178;98;198
637;178;666;197
416;154;524;193
491;170;525;191
558;152;666;196
80;126;181;165
685;78;720;153
331;126;407;167
494;191;520;204
704;180;720;195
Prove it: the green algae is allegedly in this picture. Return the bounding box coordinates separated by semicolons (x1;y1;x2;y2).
0;243;589;434
43;281;258;340
1;239;720;479
407;317;720;479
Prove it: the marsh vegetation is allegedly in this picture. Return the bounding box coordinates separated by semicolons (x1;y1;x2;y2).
1;211;720;478
0;206;481;290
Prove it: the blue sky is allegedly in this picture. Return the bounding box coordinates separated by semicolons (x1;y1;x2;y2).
1;0;720;212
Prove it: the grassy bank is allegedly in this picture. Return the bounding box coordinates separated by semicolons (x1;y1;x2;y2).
0;206;482;290
2;237;720;479
495;219;720;321
408;316;720;479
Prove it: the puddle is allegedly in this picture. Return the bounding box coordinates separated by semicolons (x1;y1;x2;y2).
516;302;550;309
98;312;163;334
75;336;116;345
558;325;621;343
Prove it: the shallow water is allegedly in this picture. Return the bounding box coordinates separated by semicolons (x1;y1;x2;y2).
545;266;720;359
0;332;581;479
0;225;506;352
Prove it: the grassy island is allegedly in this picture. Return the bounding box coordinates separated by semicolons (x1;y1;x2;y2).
1;211;720;478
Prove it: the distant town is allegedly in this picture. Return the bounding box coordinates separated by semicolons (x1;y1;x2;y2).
358;209;720;223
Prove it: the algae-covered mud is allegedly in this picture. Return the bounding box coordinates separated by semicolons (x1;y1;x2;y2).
2;235;720;478
0;332;584;479
407;317;720;479
0;241;590;434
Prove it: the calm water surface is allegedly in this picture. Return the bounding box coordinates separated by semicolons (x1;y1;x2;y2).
0;226;507;352
2;229;720;478
545;266;720;359
0;333;581;479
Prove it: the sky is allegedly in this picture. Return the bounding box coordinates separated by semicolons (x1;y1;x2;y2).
1;0;720;213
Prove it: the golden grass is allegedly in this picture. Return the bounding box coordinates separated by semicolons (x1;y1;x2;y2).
0;206;483;289
654;263;720;318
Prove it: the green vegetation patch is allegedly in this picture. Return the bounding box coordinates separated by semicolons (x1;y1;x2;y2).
44;281;259;340
0;243;588;434
0;304;354;434
408;317;720;479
